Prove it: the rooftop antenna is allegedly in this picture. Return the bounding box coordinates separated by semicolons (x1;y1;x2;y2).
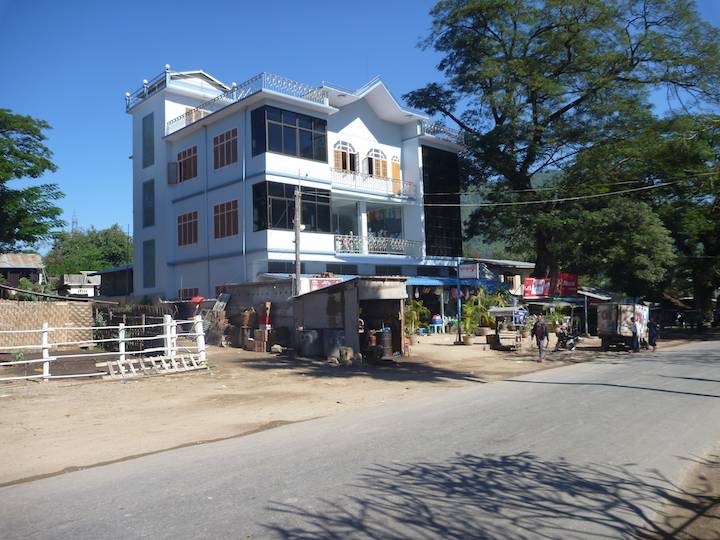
71;211;78;233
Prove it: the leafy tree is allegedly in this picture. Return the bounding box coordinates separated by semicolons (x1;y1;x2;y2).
44;224;132;276
405;0;720;275
0;109;64;249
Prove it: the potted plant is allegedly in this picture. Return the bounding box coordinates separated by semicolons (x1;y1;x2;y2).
404;299;430;344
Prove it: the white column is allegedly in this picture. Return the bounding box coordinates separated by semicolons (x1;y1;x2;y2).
41;322;50;380
358;201;368;254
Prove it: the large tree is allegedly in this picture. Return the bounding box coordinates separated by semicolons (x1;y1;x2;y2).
44;225;132;276
0;109;64;250
405;0;720;276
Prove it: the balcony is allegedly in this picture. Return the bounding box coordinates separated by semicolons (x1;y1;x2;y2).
165;72;329;135
335;235;422;257
330;168;415;199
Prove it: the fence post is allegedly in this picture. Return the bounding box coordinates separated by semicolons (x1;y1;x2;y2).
41;322;50;380
193;315;206;364
163;314;172;358
118;322;126;373
169;317;178;366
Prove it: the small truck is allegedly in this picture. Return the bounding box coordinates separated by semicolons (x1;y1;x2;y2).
597;303;649;351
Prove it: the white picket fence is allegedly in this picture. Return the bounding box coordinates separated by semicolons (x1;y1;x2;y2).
0;315;207;382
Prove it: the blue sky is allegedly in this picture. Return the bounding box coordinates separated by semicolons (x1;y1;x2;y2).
1;0;719;243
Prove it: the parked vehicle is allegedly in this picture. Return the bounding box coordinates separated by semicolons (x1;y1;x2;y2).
597;303;649;351
556;330;580;351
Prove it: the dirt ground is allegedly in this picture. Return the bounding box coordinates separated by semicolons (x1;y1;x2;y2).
0;331;705;491
644;447;720;539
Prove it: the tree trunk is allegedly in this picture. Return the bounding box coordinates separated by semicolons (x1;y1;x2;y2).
532;229;559;278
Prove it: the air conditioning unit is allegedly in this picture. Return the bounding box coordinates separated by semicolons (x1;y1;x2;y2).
167;162;179;185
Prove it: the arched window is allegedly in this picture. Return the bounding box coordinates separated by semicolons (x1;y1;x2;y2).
333;141;358;172
366;148;388;178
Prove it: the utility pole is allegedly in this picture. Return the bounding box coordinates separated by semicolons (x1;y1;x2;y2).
293;187;302;296
456;258;463;344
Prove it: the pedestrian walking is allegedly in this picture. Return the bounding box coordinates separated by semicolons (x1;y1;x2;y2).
648;318;659;352
630;316;641;352
531;315;549;362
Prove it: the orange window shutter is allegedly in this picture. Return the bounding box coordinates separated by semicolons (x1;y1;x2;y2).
381;160;388;178
392;162;400;180
334;150;342;170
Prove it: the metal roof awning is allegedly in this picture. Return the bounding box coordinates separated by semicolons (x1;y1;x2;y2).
577;287;613;301
407;277;502;290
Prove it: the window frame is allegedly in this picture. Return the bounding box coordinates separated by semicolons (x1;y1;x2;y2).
178;287;200;300
177;145;198;183
213;128;238;170
177;211;199;246
213;199;239;239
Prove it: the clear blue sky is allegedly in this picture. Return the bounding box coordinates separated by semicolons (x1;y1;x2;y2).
1;0;719;243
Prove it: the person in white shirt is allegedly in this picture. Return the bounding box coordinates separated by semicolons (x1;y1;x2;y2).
630;316;641;352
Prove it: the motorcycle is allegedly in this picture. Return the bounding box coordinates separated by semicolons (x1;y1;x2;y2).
555;329;579;351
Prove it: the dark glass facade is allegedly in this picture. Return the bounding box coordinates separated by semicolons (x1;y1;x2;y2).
251;106;327;162
142;239;155;288
142;179;154;228
422;146;462;257
253;181;331;233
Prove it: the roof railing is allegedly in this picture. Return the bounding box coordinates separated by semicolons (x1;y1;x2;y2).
165;72;329;135
421;120;465;144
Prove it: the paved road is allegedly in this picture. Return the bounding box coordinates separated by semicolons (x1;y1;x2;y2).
3;341;720;539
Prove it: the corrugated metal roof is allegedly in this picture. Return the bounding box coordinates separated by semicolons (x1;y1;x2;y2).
0;253;43;269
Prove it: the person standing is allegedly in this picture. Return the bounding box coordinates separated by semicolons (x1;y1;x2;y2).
630;316;641;352
531;315;549;362
648;318;659;352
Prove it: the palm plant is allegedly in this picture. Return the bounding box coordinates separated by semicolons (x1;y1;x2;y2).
404;299;430;335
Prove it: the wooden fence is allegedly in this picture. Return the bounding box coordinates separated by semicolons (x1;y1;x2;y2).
0;315;207;382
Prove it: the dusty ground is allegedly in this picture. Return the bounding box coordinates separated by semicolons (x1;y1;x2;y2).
0;330;705;489
643;447;720;539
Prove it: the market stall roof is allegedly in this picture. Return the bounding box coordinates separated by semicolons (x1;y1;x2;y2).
577;287;613;301
525;297;586;307
407;276;502;291
488;306;524;317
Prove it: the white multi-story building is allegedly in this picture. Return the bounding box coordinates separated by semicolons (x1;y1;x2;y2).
126;66;464;300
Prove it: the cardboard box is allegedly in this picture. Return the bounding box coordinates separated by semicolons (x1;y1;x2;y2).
253;340;267;352
254;329;270;342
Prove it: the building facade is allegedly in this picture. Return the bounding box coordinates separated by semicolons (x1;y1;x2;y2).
126;67;464;300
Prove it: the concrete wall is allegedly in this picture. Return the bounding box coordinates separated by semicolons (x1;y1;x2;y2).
0;301;93;349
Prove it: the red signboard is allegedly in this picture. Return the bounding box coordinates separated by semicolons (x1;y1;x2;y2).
553;272;578;296
523;277;551;298
523;273;579;298
309;278;342;292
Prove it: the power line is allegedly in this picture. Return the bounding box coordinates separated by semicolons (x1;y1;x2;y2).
422;180;685;207
424;170;719;197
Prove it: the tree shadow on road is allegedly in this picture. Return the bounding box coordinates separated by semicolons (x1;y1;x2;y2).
261;452;717;539
232;355;487;384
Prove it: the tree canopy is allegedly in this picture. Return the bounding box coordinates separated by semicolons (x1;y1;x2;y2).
406;0;720;279
0;109;64;250
44;225;132;276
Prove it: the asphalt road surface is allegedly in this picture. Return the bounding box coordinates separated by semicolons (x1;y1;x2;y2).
3;341;720;539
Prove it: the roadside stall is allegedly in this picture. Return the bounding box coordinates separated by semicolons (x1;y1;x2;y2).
487;306;528;350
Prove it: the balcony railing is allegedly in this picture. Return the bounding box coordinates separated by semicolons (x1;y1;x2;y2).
165;72;329;135
421;120;465;145
330;168;415;198
335;235;422;257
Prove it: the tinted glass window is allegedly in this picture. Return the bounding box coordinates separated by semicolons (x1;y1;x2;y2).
252;181;331;233
142;113;154;168
142;239;155;288
142;179;154;228
299;130;313;159
251;108;266;156
249;106;327;162
268;123;283;153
